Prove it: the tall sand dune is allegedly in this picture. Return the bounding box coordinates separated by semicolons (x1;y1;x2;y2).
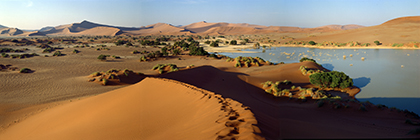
0;77;263;140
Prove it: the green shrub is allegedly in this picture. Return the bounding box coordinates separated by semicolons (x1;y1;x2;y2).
73;49;79;54
140;56;147;62
173;49;181;56
102;78;108;85
1;53;9;58
204;40;211;44
132;50;140;54
308;41;316;45
19;68;32;73
210;41;219;47
189;46;209;56
53;51;63;56
230;40;237;45
374;40;380;45
97;54;107;61
300;57;317;63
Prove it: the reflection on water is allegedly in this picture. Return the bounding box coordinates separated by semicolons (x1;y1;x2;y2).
219;47;420;114
353;77;371;88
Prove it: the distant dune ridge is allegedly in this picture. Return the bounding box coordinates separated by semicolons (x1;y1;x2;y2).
0;16;418;44
296;16;420;44
0;19;377;37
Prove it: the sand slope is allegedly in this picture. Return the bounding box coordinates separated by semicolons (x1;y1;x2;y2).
0;77;263;140
299;16;420;44
158;65;419;139
0;28;24;36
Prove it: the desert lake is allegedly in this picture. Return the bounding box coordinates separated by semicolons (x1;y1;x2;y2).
219;47;420;114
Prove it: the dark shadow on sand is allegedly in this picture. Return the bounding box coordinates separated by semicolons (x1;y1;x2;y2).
357;97;420;116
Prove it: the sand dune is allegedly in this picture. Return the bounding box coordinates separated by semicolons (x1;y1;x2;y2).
298;16;420;44
75;27;123;36
0;77;263;140
0;28;24;36
126;23;192;35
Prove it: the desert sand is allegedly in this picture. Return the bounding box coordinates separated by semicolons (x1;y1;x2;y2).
1;16;420;139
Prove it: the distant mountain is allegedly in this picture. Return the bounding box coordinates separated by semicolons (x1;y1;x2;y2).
0;24;7;28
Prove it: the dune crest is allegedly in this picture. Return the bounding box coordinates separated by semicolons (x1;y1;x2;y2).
0;77;263;140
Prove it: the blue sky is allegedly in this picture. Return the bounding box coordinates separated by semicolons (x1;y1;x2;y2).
0;0;419;30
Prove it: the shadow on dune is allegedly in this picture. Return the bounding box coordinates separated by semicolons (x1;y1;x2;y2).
353;77;371;88
158;65;280;139
357;97;420;116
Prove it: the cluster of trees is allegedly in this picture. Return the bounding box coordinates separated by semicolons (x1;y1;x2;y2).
300;57;317;63
137;40;164;46
309;71;353;89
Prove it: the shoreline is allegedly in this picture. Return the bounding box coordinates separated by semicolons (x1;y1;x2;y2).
202;43;420;54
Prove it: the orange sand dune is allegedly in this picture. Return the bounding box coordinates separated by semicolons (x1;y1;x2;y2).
298;16;420;44
0;77;263;140
0;28;24;36
125;23;192;35
75;27;123;36
200;26;275;35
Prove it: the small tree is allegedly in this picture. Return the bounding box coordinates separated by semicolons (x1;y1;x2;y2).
230;40;237;45
97;54;107;61
173;49;181;56
374;40;381;45
20;68;32;73
210;41;219;47
53;51;63;56
308;41;316;45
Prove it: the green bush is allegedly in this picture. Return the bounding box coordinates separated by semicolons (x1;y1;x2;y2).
309;71;353;88
1;53;9;58
97;54;107;61
210;41;219;47
230;40;237;45
308;41;316;45
19;68;32;73
173;49;181;56
189;46;209;56
374;40;380;45
204;40;211;44
53;51;63;56
300;57;316;63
